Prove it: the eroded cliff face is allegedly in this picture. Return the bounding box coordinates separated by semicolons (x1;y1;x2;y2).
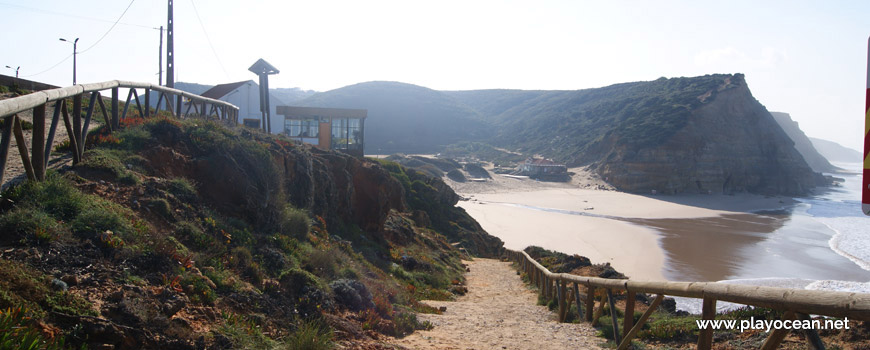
142;124;502;256
596;75;825;195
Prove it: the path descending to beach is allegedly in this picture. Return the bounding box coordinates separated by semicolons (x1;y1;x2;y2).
391;258;604;350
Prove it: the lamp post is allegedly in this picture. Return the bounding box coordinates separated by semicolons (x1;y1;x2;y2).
59;37;79;85
4;65;19;78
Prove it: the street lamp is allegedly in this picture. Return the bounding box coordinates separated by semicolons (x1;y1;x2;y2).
59;37;79;85
4;65;19;78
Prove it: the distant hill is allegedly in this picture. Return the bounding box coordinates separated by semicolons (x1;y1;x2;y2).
770;112;839;173
297;81;492;154
810;137;863;164
271;87;318;104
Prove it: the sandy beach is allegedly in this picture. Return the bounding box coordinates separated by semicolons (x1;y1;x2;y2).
450;167;798;282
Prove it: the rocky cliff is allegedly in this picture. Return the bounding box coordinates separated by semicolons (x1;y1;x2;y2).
593;75;825;195
770;112;839;173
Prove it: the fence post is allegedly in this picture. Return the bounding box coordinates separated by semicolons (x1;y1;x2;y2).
607;289;621;345
697;297;716;350
558;279;568;322
31;104;46;181
12;116;35;181
624;291;635;338
176;95;183;118
60;101;80;165
111;87;119;130
72;95;82;162
585;285;595;322
796;313;825;350
573;282;584;320
760;311;795;350
617;294;664;350
144;89;151;117
43;101;62;169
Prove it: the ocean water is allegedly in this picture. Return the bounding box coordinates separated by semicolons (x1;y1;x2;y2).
676;162;870;313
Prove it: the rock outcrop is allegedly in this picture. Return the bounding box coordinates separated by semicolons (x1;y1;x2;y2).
595;75;825;195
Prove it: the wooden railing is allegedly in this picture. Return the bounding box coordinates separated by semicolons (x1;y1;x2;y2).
506;249;870;350
0;80;240;186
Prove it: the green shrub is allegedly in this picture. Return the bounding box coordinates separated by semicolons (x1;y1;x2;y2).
70;205;132;240
306;249;337;279
278;268;322;297
0;307;69;350
0;207;63;245
283;320;334;350
114;125;151;150
0;260;97;318
174;221;212;249
638;312;700;341
280;205;310;239
2;174;88;221
167;177;197;200
78;149;138;185
219;312;278;349
393;311;431;337
145;198;173;221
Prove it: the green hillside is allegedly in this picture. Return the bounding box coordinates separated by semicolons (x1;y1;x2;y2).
482;75;736;165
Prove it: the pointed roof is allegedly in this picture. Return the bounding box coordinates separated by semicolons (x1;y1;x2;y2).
200;81;251;99
248;58;279;75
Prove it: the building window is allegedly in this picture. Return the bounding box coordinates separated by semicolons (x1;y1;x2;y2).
331;118;362;150
243;118;260;128
285;117;319;138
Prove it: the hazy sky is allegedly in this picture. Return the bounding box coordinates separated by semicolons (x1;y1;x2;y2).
1;0;867;151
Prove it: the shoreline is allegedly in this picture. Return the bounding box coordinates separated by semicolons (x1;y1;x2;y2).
450;173;799;282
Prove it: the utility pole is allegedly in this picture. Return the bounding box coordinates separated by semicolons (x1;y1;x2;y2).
166;0;174;88
158;26;163;85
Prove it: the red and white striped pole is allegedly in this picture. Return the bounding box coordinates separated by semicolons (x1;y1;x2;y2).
864;36;870;215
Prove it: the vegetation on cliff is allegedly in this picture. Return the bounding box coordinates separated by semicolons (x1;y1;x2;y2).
0;112;502;349
302;74;826;195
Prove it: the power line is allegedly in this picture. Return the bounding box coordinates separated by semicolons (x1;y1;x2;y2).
0;2;153;30
190;0;229;80
19;0;140;79
21;54;73;78
78;0;138;54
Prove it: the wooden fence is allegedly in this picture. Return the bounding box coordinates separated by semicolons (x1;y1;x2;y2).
507;250;870;350
0;80;240;186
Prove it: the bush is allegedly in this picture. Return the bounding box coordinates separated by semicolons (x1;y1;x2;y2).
280;205;310;239
174;221;212;249
393;311;431;337
0;307;68;350
329;279;374;311
145;198;173;221
0;207;62;245
283;320;334;350
306;249;337;279
70;205;132;240
2;174;88;221
167;177;197;200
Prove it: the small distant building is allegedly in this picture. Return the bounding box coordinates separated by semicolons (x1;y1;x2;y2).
517;158;568;181
276;106;367;157
200;80;284;132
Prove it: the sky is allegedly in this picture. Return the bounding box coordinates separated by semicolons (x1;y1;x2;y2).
1;0;868;151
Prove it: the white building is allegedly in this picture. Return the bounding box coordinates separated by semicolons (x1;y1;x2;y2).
200;80;285;133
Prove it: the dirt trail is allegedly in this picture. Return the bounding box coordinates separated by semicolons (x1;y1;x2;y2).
391;258;604;350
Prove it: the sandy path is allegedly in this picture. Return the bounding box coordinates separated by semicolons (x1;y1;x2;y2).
391;258;604;350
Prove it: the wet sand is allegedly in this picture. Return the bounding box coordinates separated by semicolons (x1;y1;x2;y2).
452;173;806;282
